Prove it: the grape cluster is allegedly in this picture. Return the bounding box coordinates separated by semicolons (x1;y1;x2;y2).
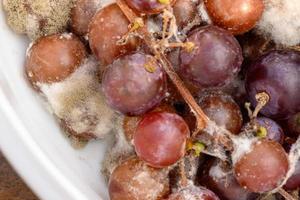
22;0;300;199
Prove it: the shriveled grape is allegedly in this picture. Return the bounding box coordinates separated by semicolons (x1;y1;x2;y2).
88;4;139;65
197;91;243;134
25;33;87;86
109;157;170;200
245;50;300;119
234;140;289;193
180;25;243;87
102;53;167;115
134;112;190;168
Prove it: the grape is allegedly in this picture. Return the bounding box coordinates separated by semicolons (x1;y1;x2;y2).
134;112;190;168
197;91;243;134
237;32;276;63
109;157;170;200
180;25;243;87
255;117;284;143
285;159;300;190
165;185;220;200
125;0;175;14
288;112;300;136
25;33;86;86
102;53;167;115
204;0;264;35
199;159;258;200
123;104;175;142
88;4;139;65
234;140;289;193
245;50;300;119
71;0;101;36
123;115;141;142
173;0;198;29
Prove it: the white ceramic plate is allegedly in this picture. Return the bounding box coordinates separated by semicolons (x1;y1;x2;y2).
0;4;109;200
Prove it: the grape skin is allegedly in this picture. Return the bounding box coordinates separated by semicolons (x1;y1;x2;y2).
134;112;190;168
204;0;264;35
173;0;198;29
199;159;258;200
88;4;139;65
245;50;300;119
25;33;86;85
180;25;243;87
197;91;243;134
71;0;101;36
234;140;289;193
109;157;170;200
102;53;167;115
165;185;220;200
285;159;300;190
255;117;284;143
125;0;175;14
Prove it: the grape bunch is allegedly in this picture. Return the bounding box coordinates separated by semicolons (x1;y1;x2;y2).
21;0;300;199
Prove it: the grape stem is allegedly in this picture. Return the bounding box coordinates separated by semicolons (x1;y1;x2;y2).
179;159;188;187
116;0;209;135
116;0;237;159
252;92;270;118
116;3;300;200
245;92;270;120
278;188;297;200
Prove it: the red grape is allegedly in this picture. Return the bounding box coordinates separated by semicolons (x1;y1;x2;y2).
197;91;243;134
285;159;300;190
180;25;243;87
109;157;170;200
165;185;220;200
88;4;139;65
204;0;264;35
255;117;285;143
199;159;258;200
102;53;167;115
288;112;300;136
234;140;289;193
71;0;101;36
123;104;175;142
134;112;190;168
25;33;87;86
245;50;300;119
125;0;175;14
173;0;198;29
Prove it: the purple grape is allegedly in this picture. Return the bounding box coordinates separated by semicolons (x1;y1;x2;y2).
288;112;300;136
180;25;243;87
255;117;284;143
125;0;176;14
245;50;300;119
285;159;300;190
102;53;167;115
